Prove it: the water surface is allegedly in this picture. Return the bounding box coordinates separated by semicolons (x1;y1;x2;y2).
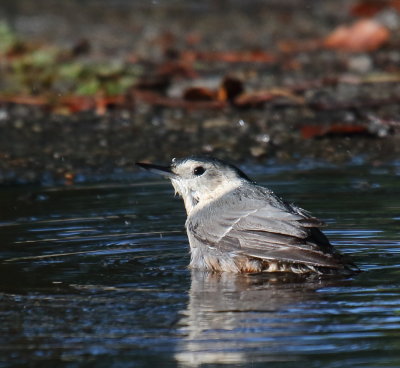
0;164;399;367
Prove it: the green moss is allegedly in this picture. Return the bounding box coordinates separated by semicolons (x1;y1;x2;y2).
0;22;18;53
0;23;141;98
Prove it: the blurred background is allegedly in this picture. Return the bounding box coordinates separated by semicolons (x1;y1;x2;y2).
0;0;399;185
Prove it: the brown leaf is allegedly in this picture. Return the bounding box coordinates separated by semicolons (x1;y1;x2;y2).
134;90;226;110
0;95;47;106
301;124;369;139
155;61;198;79
181;76;243;104
58;95;126;115
64;172;76;185
234;89;304;108
94;95;126;115
392;0;400;11
59;96;96;113
217;76;244;102
277;39;321;54
350;0;390;17
234;91;275;108
181;50;275;63
183;87;216;101
324;19;390;52
350;0;400;16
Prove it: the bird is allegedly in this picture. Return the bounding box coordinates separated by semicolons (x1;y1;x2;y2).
136;156;358;275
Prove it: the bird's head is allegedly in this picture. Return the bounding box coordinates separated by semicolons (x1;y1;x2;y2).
136;156;252;214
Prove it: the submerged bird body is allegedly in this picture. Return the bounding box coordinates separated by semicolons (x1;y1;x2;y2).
137;156;357;275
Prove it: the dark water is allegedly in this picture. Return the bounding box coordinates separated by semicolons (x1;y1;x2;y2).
1;164;399;368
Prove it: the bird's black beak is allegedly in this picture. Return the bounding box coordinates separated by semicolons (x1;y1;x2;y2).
136;162;175;178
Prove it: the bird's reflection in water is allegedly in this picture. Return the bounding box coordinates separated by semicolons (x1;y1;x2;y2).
175;270;345;367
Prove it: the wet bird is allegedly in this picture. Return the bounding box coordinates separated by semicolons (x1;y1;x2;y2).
136;156;358;275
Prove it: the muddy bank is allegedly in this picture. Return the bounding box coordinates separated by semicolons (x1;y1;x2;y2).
0;0;400;185
1;106;399;185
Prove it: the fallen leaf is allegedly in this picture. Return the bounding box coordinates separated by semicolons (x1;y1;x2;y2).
181;50;275;63
94;95;126;115
134;90;226;110
64;172;76;186
234;91;275;108
324;19;390;52
179;76;244;104
277;39;321;53
183;87;215;101
217;76;244;102
59;96;95;113
0;95;47;106
234;88;304;108
350;0;390;17
58;95;126;115
301;124;369;139
155;61;198;79
392;0;400;11
351;0;400;16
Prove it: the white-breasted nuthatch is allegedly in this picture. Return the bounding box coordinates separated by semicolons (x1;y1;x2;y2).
137;156;358;274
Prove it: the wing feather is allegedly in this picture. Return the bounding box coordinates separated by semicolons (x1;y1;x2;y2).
188;185;346;269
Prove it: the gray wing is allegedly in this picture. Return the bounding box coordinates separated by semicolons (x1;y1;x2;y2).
187;185;346;269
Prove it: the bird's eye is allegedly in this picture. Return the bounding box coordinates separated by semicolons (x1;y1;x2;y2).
193;166;205;176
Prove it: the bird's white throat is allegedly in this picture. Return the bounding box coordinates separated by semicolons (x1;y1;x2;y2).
171;177;243;215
